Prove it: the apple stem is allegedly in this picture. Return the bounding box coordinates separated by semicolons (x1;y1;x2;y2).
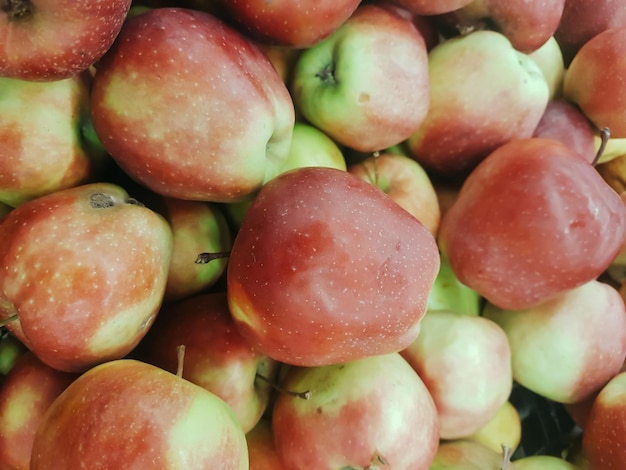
195;251;231;264
0;313;18;328
176;344;186;378
372;150;380;188
592;127;611;166
1;0;33;21
500;445;512;470
255;373;311;400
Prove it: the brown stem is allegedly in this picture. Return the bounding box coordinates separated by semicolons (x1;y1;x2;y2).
176;344;186;378
255;373;311;400
0;313;18;328
592;127;611;166
500;445;512;470
195;251;231;264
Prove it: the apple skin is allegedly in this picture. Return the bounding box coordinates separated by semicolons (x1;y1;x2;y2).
246;418;287;470
483;280;626;404
401;310;513;440
429;440;512;470
291;3;430;152
29;359;248;469
91;7;295;203
227;166;440;367
0;351;77;470
527;36;566;99
348;151;441;236
0;72;108;208
438;137;626;310
555;0;626;65
581;371;626;469
563;27;626;138
532;99;597;163
272;353;439;469
433;0;566;53
407;30;550;180
384;0;474;16
514;455;579;470
0;182;173;373
466;400;522;455
137;292;278;433
209;0;361;48
0;0;131;81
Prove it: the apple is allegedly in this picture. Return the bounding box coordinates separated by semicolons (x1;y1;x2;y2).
514;455;580;470
555;0;626;65
0;351;77;469
438;137;626;310
581;371;626;469
246;418;286;470
401;310;512;439
563;27;626;138
290;3;430;152
383;0;474;16
137;292;278;433
30;359;249;468
527;36;566;99
433;0;566;53
0;0;132;81
466;400;522;455
406;30;550;180
597;153;626;195
430;440;514;470
483;280;626;404
347;151;441;236
91;7;295;203
209;0;362;48
0;333;27;376
0;182;173;372
227;166;440;367
271;353;439;469
0;72;108;208
426;256;481;316
532;99;597;163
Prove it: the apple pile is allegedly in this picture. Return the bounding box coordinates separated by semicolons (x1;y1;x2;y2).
2;0;626;468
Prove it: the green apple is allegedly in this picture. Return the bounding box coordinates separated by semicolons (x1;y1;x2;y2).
466;400;522;455
528;36;566;99
514;455;580;470
291;3;430;152
426;256;481;315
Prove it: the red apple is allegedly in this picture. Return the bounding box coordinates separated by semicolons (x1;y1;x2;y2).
227;166;440;366
0;182;173;372
272;353;439;469
0;351;77;469
30;359;248;468
563;26;626;138
438;137;626;310
0;0;132;81
290;3;430;152
91;7;295;203
138;292;278;433
581;371;626;469
209;0;362;48
384;0;474;16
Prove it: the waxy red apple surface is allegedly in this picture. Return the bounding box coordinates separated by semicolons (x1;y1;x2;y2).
439;137;626;310
91;7;295;203
227;166;440;366
0;0;131;81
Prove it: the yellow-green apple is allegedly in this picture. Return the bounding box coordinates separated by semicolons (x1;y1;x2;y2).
223;121;347;229
227;166;440;366
433;0;566;53
91;7;295;203
0;351;77;470
407;30;550;180
426;257;481;315
290;3;430;152
246;418;286;470
563;27;626;138
466;400;522;455
597;153;626;194
532;99;596;163
256;44;302;84
158;198;232;302
401;310;512;439
271;353;439;469
438;138;626;310
383;0;473;15
347;151;441;236
30;359;248;469
555;0;626;65
0;334;26;376
430;440;514;470
0;72;108;207
514;455;580;470
528;36;566;99
0;182;173;372
581;371;626;469
0;0;131;81
209;0;361;48
483;280;626;404
137;292;278;433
